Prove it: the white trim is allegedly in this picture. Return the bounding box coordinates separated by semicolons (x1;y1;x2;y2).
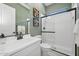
20;3;30;10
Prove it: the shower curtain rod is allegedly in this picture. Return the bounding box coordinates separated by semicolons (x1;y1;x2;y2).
41;8;76;18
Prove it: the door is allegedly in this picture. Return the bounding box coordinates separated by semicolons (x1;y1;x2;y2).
54;9;75;56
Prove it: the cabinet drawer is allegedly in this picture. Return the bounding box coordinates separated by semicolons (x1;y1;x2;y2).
11;41;41;56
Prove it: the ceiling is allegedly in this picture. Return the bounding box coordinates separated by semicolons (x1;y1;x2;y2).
44;3;54;6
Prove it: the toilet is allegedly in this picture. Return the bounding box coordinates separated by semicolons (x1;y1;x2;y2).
40;43;51;56
40;43;66;56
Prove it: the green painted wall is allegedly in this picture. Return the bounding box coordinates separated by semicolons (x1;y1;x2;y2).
4;3;30;34
4;3;45;36
29;3;46;36
46;3;72;14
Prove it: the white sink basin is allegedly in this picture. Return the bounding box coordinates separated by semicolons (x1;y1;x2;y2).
0;38;7;45
0;36;17;52
6;36;17;42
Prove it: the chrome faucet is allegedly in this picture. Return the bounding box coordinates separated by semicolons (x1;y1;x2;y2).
17;32;23;40
0;33;5;38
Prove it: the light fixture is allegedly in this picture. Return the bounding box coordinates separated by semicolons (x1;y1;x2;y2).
27;18;30;21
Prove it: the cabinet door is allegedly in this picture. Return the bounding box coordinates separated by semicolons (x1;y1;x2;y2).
55;10;75;56
11;41;41;56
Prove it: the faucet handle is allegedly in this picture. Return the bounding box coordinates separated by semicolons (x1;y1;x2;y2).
13;32;18;35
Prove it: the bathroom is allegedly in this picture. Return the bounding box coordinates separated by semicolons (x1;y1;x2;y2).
0;3;79;56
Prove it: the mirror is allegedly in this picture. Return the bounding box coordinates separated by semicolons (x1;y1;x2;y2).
0;4;15;36
17;25;26;34
16;18;30;35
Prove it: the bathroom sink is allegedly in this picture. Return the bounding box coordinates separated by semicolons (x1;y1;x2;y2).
0;38;7;45
23;34;31;39
6;36;17;43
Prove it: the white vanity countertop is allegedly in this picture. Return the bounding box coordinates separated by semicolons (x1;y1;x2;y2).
0;36;41;56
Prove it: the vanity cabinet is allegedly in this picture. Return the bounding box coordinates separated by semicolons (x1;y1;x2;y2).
10;41;41;56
